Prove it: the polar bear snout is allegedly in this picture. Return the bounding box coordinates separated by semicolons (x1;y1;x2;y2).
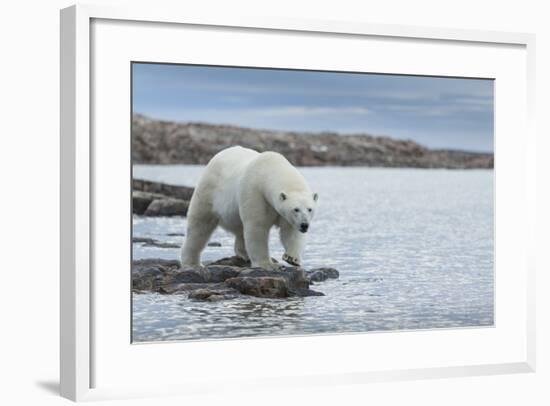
300;222;309;233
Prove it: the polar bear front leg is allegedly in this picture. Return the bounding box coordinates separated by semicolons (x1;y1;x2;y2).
243;222;276;270
279;219;305;267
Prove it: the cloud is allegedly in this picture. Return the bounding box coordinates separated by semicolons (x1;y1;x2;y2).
381;102;490;117
133;63;494;151
249;106;370;117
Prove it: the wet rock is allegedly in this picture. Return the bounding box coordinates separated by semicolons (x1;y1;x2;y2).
225;276;289;298
149;241;180;249
132;259;205;292
133;191;164;215
173;267;207;284
132;257;339;299
206;256;279;267
158;282;225;294
239;267;309;289
132;237;157;245
206;256;251;267
158;284;187;294
132;180;194;217
289;287;325;297
132;258;181;291
188;287;240;301
144;198;189;217
200;265;241;283
306;267;340;282
133;258;181;270
133;179;194;200
133;237;180;249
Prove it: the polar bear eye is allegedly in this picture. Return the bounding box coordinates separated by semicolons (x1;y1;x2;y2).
307;208;312;212
294;208;300;213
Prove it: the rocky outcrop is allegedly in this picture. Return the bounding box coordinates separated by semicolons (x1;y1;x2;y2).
132;114;493;169
132;179;194;216
132;256;340;300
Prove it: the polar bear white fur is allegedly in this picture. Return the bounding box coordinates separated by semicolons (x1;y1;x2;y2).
180;146;318;269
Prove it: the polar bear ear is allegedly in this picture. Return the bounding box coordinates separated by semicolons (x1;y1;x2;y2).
313;193;319;202
280;192;287;201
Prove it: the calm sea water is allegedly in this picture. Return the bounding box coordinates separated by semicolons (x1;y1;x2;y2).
132;165;494;342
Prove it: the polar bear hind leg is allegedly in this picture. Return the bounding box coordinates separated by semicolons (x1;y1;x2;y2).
233;232;249;261
181;212;218;266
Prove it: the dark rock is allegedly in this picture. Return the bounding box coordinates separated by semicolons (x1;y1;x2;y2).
132;258;181;291
306;267;340;282
158;282;226;294
144;198;189;217
225;276;289;298
206;256;279;267
133;258;181;270
166;232;185;236
132;180;194;217
133;178;194;200
207;256;251;267
133;237;180;249
132;259;204;292
132;258;339;299
188;287;240;301
207;241;222;247
173;267;207;284
132;237;157;245
158;284;184;294
200;265;241;283
289;288;325;297
132;191;165;214
149;241;180;249
239;267;309;289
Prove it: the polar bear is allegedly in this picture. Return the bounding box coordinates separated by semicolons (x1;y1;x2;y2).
180;146;318;270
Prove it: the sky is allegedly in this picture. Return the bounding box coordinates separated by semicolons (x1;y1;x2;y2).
132;63;494;152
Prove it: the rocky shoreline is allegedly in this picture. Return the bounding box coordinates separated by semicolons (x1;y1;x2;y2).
132;256;340;300
132;113;493;169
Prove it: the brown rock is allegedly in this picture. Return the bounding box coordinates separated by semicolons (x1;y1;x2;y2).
225;276;289;298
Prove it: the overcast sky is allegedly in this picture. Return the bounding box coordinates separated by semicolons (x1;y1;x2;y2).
132;63;494;152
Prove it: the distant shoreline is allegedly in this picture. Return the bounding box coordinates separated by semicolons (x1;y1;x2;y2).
132;114;493;169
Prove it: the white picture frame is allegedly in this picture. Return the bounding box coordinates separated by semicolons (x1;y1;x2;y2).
60;3;537;402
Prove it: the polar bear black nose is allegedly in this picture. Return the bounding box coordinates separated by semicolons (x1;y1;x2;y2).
300;223;309;233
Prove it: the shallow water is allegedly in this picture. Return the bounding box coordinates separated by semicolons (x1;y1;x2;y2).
132;165;494;342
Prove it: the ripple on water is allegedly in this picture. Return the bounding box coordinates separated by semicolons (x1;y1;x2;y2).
132;166;494;342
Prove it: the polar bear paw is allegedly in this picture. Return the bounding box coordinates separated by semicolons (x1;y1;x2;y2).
282;253;301;267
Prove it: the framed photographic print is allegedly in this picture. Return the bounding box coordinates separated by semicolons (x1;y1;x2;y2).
60;4;536;402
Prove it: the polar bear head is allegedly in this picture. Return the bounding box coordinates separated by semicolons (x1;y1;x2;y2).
278;191;319;233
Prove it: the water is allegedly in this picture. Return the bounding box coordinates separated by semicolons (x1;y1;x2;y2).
132;165;494;342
